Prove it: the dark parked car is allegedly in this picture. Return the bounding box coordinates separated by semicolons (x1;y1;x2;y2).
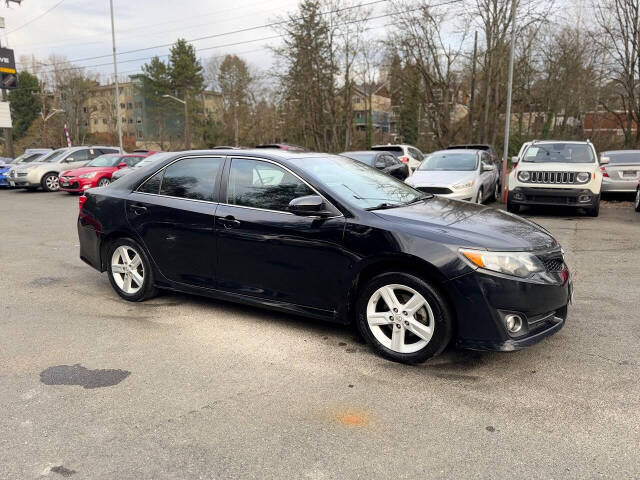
341;150;409;180
78;150;571;364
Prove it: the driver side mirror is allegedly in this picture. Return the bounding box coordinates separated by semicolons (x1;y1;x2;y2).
600;156;610;165
288;195;332;217
118;162;127;168
482;163;495;172
65;157;74;163
511;156;519;165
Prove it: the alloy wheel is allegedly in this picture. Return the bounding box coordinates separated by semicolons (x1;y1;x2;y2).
636;189;640;210
98;178;111;187
45;175;59;191
366;284;435;354
111;245;144;294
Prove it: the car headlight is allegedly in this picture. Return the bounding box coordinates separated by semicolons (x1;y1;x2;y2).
459;248;545;278
517;171;530;182
452;180;475;190
576;172;590;183
79;172;98;178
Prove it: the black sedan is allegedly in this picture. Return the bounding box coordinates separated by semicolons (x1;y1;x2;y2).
341;150;409;180
78;150;571;364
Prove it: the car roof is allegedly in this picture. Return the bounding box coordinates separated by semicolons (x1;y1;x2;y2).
341;150;380;154
431;149;480;154
531;140;589;145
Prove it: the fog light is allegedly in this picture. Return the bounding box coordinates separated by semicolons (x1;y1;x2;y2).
505;314;523;333
578;194;591;203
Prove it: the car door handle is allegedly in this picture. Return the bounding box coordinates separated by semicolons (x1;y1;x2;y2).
219;215;241;228
130;205;147;215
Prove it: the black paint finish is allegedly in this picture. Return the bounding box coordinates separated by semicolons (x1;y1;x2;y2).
77;149;570;351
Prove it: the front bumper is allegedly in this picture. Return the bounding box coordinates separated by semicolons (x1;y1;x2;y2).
448;268;571;351
60;176;96;192
508;187;597;207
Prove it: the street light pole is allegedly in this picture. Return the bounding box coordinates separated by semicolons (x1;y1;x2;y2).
109;0;123;154
162;94;190;149
501;0;517;203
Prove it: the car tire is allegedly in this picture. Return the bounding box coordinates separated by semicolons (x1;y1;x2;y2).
506;199;520;213
41;173;59;192
97;177;111;187
634;188;640;212
492;181;501;202
355;272;453;364
107;237;158;302
475;187;483;204
587;196;600;217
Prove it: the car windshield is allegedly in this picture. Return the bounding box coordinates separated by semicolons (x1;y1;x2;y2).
523;143;595;163
42;149;70;163
418;152;478;171
340;152;376;166
603;152;640;165
132;152;174;169
86;154;123;167
11;152;43;164
295;155;426;210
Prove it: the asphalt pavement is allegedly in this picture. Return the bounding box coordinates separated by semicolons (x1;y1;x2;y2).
1;188;638;479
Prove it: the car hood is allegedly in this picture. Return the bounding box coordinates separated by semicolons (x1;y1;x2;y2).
373;197;556;251
61;166;114;176
516;162;597;171
408;170;475;186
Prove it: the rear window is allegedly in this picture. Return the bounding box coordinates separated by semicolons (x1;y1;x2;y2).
341;152;376;166
603;152;640;164
371;146;403;157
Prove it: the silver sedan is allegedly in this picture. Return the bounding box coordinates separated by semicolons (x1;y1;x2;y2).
600;150;640;192
405;149;499;203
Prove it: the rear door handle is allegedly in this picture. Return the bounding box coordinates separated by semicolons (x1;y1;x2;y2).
219;215;241;228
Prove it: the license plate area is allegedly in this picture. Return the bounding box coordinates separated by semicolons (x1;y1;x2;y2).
622;170;638;177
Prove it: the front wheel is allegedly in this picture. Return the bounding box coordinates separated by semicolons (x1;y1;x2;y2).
107;238;158;302
587;196;600;217
634;188;640;212
475;187;484;204
356;272;453;364
97;177;111;187
41;173;59;192
493;181;501;202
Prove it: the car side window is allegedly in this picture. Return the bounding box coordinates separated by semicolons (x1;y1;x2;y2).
409;148;423;161
138;170;163;194
159;157;223;201
227;158;314;212
125;156;141;166
383;154;396;167
67;149;89;162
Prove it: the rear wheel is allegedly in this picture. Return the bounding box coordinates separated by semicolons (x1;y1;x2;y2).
635;188;640;212
41;173;59;192
356;272;453;364
107;238;158;302
493;181;501;202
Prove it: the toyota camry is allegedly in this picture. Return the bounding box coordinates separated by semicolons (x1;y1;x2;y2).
78;149;571;364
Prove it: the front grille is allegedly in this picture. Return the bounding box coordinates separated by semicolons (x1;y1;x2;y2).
416;186;453;194
527;195;577;204
541;257;565;272
527;171;576;184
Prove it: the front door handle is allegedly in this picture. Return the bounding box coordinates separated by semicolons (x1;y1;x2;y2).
130;205;147;215
219;215;241;229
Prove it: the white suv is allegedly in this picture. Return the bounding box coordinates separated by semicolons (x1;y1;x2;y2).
507;140;604;217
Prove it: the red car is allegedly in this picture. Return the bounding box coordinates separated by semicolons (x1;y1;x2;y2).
59;154;146;193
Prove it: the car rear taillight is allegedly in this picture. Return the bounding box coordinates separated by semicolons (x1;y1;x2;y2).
399;156;410;163
79;195;87;211
600;166;609;177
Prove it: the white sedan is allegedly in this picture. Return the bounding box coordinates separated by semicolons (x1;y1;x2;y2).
405;149;499;203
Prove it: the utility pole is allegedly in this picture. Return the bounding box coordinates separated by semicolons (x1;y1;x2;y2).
0;18;13;158
469;31;478;144
109;0;123;153
501;0;517;203
184;96;190;149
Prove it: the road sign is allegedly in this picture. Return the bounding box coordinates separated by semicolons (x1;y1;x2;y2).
0;47;17;89
0;102;12;128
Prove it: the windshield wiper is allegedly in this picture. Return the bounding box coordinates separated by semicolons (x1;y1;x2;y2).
365;202;404;211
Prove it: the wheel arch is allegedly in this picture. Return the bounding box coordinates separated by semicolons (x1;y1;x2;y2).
344;254;456;325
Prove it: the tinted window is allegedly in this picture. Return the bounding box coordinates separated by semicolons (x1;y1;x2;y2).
42;149;70;163
99;148;119;155
227;158;314;212
123;156;144;166
418;152;478;171
138;170;163;194
409;147;423;160
67;149;90;162
159;157;223;201
341;152;376;166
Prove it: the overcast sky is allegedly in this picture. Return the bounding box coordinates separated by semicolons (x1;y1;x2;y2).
0;0;324;81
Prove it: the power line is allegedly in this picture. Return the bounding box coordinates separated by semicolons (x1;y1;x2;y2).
6;0;66;35
28;0;392;67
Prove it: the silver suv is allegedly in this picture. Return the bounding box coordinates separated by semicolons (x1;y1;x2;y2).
8;146;119;192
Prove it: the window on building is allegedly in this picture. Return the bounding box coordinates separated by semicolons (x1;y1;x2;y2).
128;118;134;124
127;103;133;109
93;119;98;125
137;130;143;139
120;103;125;109
134;101;142;109
82;107;88;113
137;117;142;124
102;119;107;124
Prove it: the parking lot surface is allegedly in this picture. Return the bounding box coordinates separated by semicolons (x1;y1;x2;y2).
1;189;638;479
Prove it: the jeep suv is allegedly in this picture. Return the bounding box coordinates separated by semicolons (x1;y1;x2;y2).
507;140;603;217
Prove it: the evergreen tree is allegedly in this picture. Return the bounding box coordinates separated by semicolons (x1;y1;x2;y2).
8;71;41;140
